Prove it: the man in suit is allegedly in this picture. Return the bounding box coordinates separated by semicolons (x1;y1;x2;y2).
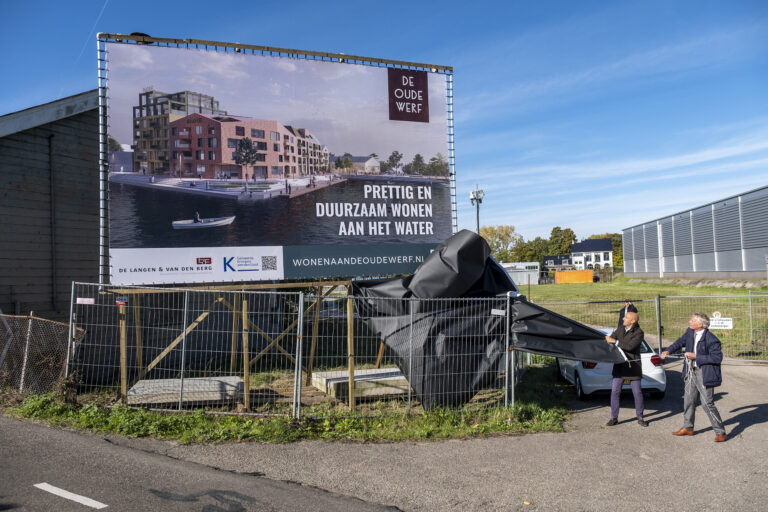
661;312;727;442
605;311;647;426
618;299;638;328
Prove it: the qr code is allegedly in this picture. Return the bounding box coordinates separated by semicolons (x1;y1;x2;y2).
261;256;277;271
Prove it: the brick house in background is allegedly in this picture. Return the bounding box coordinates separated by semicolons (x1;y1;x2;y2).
570;239;613;269
169;114;328;179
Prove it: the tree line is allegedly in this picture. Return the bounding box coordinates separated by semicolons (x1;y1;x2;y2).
479;225;624;267
333;151;449;176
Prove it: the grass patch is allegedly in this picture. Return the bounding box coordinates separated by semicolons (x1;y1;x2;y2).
525;277;768;359
3;366;570;444
525;275;768;303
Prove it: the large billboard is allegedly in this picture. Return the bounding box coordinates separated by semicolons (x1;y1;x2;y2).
101;35;454;285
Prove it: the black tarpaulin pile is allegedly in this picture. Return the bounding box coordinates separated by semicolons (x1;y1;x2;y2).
353;230;624;409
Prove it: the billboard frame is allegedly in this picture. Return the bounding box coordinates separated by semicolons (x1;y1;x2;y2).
96;33;457;285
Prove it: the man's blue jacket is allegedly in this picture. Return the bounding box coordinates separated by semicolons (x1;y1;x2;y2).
666;328;723;387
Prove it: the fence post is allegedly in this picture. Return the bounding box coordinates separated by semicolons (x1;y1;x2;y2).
119;305;127;404
178;291;189;411
305;290;321;386
242;297;250;412
655;295;663;354
293;292;305;419
407;298;414;415
346;287;355;411
504;295;513;408
230;293;240;374
65;281;76;378
18;311;34;393
748;290;753;344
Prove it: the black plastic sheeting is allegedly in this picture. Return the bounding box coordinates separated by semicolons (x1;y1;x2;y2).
353;230;624;409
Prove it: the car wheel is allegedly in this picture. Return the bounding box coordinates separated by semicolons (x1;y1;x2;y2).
650;390;665;400
575;373;587;401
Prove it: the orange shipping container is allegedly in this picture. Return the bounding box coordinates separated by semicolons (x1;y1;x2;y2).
555;270;593;284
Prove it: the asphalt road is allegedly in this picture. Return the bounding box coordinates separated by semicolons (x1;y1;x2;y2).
0;417;398;511
2;361;766;511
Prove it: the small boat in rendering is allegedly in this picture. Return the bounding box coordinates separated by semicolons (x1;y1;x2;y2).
172;216;235;229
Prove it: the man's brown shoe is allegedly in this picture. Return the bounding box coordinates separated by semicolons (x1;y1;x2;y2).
672;428;694;436
714;433;727;443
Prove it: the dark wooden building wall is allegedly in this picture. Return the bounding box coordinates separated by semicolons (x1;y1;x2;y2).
0;109;99;319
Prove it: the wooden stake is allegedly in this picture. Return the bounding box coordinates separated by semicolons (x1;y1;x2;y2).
375;341;386;369
133;296;143;374
242;298;250;412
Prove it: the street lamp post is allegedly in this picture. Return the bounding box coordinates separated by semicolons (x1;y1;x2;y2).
469;185;484;234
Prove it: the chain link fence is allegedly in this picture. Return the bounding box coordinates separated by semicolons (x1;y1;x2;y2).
0;313;83;394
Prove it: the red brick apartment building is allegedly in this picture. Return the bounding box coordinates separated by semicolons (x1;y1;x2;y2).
169;113;329;179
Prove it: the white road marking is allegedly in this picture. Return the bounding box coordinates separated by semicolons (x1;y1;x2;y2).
33;483;108;509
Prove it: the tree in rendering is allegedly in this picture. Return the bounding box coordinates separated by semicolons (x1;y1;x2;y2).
409;154;426;175
342;152;353;174
107;136;122;152
233;137;260;179
387;151;403;174
427;152;449;176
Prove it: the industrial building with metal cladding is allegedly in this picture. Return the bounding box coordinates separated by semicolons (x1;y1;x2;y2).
0;90;100;319
623;185;768;279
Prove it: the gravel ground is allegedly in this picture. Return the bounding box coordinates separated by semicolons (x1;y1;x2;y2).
107;360;768;511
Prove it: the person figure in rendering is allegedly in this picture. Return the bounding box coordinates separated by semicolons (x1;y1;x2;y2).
661;313;727;442
194;211;202;224
605;311;647;427
618;298;638;328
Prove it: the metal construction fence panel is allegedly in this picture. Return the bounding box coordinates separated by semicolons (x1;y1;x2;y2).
50;285;768;420
0;314;80;394
69;283;302;414
537;294;768;361
655;293;768;361
297;294;522;418
536;299;661;350
66;283;527;418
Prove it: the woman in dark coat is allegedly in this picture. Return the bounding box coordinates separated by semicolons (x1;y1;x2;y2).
605;311;646;426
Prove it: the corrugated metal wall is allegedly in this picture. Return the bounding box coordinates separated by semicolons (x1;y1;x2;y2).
622;186;768;276
0;109;99;318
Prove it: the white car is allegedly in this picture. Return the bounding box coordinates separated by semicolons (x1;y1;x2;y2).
556;329;666;400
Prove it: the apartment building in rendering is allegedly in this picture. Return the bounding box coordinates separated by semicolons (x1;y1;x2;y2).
132;88;227;174
169;113;329;179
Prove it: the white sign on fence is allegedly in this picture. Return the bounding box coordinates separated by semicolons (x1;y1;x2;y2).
709;318;733;329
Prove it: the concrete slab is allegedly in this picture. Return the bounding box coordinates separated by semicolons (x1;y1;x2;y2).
127;376;242;405
310;367;411;400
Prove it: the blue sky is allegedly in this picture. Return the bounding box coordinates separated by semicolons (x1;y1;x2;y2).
2;0;767;241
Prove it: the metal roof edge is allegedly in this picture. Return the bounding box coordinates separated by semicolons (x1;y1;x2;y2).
0;90;99;138
621;183;768;232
